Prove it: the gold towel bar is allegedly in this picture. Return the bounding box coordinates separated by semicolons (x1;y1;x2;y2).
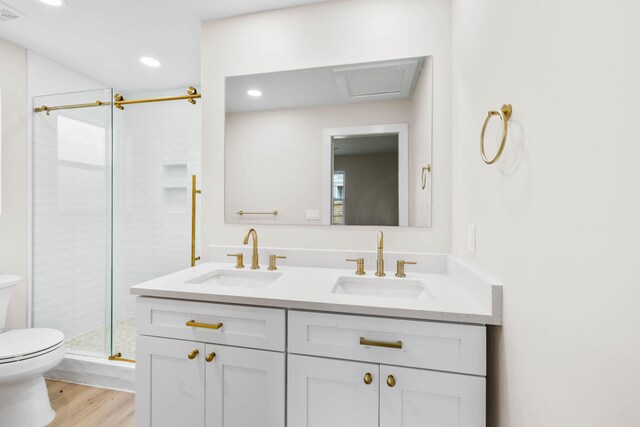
236;210;278;216
480;104;512;164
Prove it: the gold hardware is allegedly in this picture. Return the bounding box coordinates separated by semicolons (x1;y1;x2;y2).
480;104;512;164
187;86;198;96
114;89;202;110
395;260;417;278
421;164;432;190
376;231;385;277
227;253;245;269
359;337;403;350
268;254;286;271
188;349;199;360
186;319;223;330
363;372;373;385
34;87;202;113
107;352;135;363
191;175;201;267
243;228;260;269
205;352;216;362
346;258;366;275
34;100;107;114
236;210;278;216
386;375;396;387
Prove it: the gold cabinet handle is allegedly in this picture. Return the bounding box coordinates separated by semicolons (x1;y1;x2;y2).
186;319;223;330
205;352;216;363
188;349;199;360
386;375;396;388
359;337;403;350
363;372;373;385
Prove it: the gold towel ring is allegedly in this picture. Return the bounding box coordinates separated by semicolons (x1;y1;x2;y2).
480;104;512;164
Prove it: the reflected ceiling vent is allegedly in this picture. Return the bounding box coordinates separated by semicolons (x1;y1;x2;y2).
0;2;23;21
333;58;424;102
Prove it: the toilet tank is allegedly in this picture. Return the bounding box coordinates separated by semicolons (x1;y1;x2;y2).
0;275;20;333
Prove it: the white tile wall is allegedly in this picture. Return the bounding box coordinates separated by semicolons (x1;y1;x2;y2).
112;87;201;324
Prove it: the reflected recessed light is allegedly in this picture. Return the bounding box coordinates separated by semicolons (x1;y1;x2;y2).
39;0;65;6
247;89;262;97
140;56;161;68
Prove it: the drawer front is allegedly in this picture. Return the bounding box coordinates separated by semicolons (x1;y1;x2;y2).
137;297;285;351
288;310;486;375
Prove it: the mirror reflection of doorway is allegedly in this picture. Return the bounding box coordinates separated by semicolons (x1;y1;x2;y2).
331;134;399;226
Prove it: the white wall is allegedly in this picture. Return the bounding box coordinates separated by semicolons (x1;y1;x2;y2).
202;0;451;253
451;0;640;425
0;38;27;331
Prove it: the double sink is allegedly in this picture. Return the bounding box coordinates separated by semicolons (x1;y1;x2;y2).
186;269;428;301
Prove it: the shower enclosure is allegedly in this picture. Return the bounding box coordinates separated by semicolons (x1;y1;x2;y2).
32;87;201;362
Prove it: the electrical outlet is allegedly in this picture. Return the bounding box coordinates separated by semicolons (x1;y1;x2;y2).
468;224;476;254
306;209;320;220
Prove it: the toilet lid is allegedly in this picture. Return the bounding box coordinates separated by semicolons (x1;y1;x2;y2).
0;328;64;361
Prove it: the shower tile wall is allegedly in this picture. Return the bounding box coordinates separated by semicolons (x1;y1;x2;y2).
112;87;201;332
32;91;112;347
29;53;111;349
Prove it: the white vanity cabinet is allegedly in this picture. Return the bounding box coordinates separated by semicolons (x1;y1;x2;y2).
287;310;487;427
135;298;286;427
135;297;488;427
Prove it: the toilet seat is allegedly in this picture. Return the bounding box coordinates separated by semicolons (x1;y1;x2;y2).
0;328;64;364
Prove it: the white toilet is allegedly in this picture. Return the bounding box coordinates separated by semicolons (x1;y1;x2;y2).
0;275;65;427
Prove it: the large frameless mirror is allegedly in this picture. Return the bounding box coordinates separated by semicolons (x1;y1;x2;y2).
225;56;433;227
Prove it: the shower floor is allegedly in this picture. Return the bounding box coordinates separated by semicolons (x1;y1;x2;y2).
65;316;136;359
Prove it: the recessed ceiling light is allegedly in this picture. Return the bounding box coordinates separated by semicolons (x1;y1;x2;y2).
247;89;262;97
140;56;161;68
38;0;65;6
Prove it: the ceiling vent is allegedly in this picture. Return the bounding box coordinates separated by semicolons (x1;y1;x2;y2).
0;2;23;22
332;58;423;103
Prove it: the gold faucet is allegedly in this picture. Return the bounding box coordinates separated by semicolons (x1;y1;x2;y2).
243;228;260;269
376;231;385;277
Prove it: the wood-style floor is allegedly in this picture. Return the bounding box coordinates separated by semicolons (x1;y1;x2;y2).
46;379;135;427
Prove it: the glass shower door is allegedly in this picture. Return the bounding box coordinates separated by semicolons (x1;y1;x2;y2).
111;88;201;361
32;88;113;356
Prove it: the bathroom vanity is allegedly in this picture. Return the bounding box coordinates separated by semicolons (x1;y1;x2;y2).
131;254;501;427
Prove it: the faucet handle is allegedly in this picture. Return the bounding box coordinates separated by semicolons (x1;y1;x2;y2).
268;255;286;271
395;260;417;278
227;253;244;269
346;258;366;275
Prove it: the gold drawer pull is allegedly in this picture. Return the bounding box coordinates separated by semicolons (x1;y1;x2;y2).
187;349;199;360
186;320;223;330
205;352;216;363
359;337;403;350
363;372;373;385
386;375;396;388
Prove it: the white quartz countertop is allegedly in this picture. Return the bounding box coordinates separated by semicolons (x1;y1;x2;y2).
130;259;502;325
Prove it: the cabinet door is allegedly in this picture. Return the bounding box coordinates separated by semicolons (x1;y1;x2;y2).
288;354;379;427
205;344;285;427
136;335;205;427
380;365;485;427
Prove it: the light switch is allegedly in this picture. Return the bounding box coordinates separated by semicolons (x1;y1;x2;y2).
468;224;476;254
306;209;320;220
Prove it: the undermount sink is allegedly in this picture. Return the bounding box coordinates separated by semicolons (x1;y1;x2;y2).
331;276;427;300
186;269;282;288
